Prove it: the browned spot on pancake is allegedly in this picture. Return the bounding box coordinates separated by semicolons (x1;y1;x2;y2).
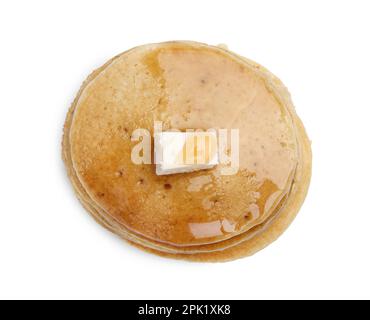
244;212;254;222
115;170;124;177
164;183;172;190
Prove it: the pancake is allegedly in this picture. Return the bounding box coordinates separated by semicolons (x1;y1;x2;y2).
62;41;312;262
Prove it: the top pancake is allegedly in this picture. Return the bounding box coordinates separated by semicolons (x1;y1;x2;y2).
69;42;299;246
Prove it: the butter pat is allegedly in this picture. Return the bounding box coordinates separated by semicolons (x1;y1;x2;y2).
155;131;218;175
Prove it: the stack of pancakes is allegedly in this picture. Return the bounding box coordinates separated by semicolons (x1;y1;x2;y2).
63;41;311;262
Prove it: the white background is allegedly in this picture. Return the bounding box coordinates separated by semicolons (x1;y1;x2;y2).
0;0;369;300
